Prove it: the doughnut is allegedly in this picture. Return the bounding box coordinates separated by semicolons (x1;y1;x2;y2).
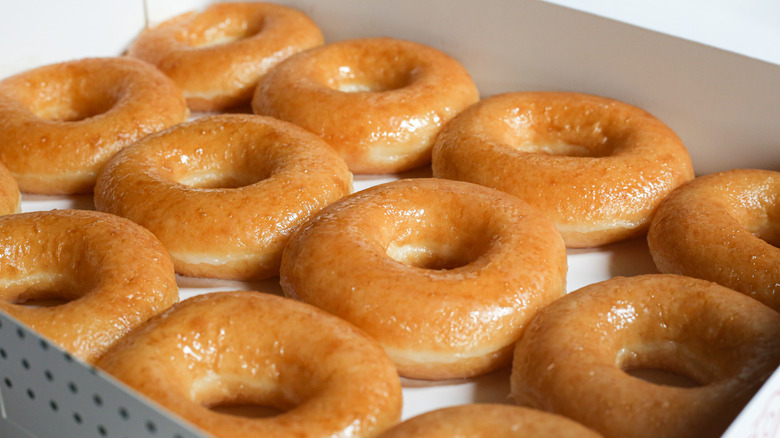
0;209;178;363
94;114;352;280
0;57;188;194
648;169;780;311
252;37;480;174
0;160;20;215
511;274;780;438
378;404;603;438
128;2;324;111
432;91;694;247
281;178;567;380
97;291;402;438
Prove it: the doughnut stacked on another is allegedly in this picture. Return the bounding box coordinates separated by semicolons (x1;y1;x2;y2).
98;291;403;438
128;2;324;111
432;91;695;247
0;209;179;363
648;168;780;311
378;404;603;438
253;37;480;174
511;274;780;438
0;161;20;215
281;178;567;380
0;57;188;194
95;114;352;281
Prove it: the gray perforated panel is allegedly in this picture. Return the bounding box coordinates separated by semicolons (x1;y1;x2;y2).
0;312;210;438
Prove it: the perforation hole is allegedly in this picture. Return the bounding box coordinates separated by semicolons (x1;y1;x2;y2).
73;412;83;424
50;400;59;412
0;348;7;359
26;388;35;399
21;358;30;370
4;377;13;388
68;381;79;394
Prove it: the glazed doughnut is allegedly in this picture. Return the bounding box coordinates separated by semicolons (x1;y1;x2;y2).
0;57;188;194
432;92;694;247
97;291;402;438
95;114;352;280
0;160;20;215
281;178;567;380
0;209;178;363
511;274;780;438
128;2;324;111
648;169;780;311
252;37;480;174
378;404;603;438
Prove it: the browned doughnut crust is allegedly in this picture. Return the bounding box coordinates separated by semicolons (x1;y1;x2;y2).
0;160;20;215
432;92;694;247
0;57;188;194
253;37;479;174
648;169;780;311
0;209;179;363
511;274;780;438
281;178;567;380
95;114;352;280
97;291;402;438
378;404;603;438
128;2;324;111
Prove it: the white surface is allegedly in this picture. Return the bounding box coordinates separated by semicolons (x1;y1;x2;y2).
543;0;780;66
0;0;778;436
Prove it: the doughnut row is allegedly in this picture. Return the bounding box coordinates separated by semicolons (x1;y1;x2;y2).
0;2;777;438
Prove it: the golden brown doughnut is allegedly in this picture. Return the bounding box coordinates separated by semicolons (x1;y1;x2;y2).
0;160;20;215
648;169;780;311
0;57;188;194
511;274;780;438
95;114;352;280
0;209;178;363
432;91;694;247
252;37;479;174
378;404;603;438
281;178;567;380
128;2;324;111
97;291;402;438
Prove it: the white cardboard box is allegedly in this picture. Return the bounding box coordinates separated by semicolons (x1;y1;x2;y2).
0;1;778;437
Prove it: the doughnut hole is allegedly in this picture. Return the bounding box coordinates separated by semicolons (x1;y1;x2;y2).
158;140;277;189
385;209;492;270
177;9;265;48
192;373;298;419
0;247;101;307
312;45;417;92
15;75;119;121
619;344;704;388
488;103;628;158
729;184;780;248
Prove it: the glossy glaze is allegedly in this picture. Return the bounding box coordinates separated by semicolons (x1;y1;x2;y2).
280;178;567;380
252;37;479;174
0;57;188;194
129;2;324;111
432;91;694;247
379;404;603;438
98;291;402;438
0;160;20;215
648;168;780;311
94;114;352;280
511;274;780;438
0;209;179;363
